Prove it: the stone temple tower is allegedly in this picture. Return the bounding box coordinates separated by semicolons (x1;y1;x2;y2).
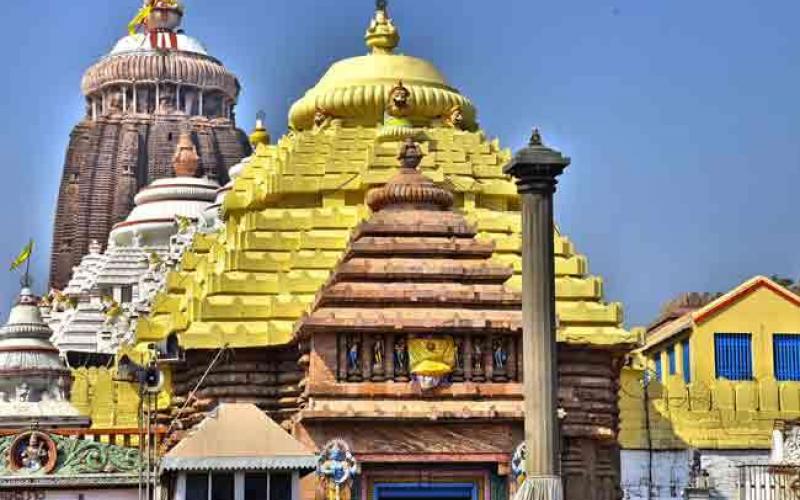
49;0;250;290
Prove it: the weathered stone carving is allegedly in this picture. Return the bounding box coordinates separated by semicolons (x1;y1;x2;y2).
0;432;140;476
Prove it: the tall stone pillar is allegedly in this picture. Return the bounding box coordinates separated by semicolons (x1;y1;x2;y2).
503;129;570;500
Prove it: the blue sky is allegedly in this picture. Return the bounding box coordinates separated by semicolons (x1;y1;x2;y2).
0;0;797;326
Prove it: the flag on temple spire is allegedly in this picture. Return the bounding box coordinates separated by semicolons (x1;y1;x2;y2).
128;2;154;35
9;240;33;272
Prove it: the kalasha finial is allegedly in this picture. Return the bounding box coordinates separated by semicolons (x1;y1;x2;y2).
529;128;543;147
250;111;271;147
129;0;184;35
365;0;399;54
397;138;424;170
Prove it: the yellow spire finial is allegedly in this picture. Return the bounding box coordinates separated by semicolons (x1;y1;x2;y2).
365;0;399;54
249;111;271;147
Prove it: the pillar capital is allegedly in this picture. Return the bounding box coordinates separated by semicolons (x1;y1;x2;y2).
503;129;570;195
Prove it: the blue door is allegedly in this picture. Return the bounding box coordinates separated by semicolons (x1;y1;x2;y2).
374;482;478;500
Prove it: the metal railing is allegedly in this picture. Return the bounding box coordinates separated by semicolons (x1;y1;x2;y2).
737;465;800;500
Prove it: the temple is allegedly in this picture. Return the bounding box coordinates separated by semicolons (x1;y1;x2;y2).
20;1;648;499
49;0;250;289
106;3;632;499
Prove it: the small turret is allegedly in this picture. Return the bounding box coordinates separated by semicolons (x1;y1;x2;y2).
0;286;87;428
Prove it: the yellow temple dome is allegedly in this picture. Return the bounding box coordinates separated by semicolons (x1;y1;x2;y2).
288;2;476;131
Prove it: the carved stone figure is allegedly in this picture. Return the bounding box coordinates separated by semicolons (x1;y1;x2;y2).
107;88;124;114
472;340;483;372
394;337;408;375
314;106;332;129
346;335;361;380
493;338;508;370
20;433;49;472
132;232;144;248
386;81;411;117
373;339;384;369
529;128;543;146
15;383;30;403
159;85;177;113
316;439;358;500
455;338;464;370
784;425;800;464
442;104;465;129
398;138;423;170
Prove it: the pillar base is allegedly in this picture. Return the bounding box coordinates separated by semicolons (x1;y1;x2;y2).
513;477;563;500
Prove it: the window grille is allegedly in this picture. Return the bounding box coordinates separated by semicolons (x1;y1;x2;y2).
682;339;691;383
773;334;800;381
714;333;752;380
667;345;676;375
654;354;662;382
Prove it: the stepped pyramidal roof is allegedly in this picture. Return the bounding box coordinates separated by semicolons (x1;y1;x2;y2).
297;138;521;336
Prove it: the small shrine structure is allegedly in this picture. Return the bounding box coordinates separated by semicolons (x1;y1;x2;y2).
161;403;316;500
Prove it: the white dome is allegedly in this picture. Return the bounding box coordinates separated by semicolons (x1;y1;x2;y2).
109;33;208;56
110;176;219;247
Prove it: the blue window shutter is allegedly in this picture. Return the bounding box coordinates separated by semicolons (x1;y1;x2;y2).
774;334;800;381
714;333;753;380
668;345;676;375
682;339;691;383
654;354;662;382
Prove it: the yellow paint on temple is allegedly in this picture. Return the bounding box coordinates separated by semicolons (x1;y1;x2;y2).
83;3;634;427
619;276;800;450
134;123;630;351
70;346;173;428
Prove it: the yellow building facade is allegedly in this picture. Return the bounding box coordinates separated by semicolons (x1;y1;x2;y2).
71;3;635;432
619;276;800;499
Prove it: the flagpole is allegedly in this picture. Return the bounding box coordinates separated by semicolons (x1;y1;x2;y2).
22;239;33;289
23;250;30;288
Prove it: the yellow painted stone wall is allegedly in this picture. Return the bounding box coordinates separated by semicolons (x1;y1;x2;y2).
137;126;631;350
619;286;800;450
82;125;633;427
70;360;173;429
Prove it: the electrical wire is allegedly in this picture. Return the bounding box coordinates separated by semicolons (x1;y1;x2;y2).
162;344;229;441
